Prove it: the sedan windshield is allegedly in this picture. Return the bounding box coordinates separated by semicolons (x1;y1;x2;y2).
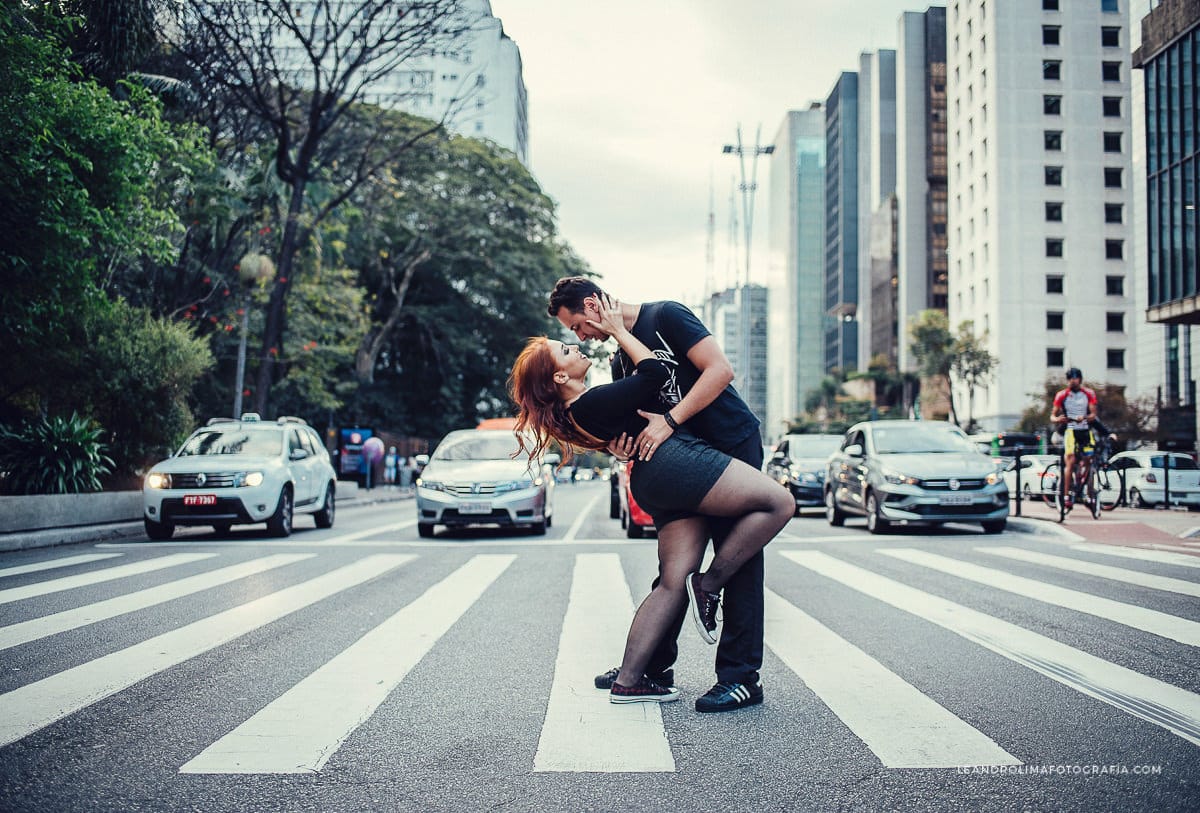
178;428;283;457
873;426;976;454
434;435;520;461
789;437;843;458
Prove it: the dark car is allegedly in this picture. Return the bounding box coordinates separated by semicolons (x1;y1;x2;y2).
766;434;844;514
824;421;1009;534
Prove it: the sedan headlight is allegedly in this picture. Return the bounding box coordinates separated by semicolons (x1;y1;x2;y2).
791;469;819;483
146;472;171;489
417;478;445;491
880;468;919;486
985;471;1002;485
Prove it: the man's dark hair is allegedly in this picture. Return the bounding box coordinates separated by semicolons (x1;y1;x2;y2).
547;276;606;317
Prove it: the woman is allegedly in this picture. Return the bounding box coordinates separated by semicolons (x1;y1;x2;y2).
510;298;793;704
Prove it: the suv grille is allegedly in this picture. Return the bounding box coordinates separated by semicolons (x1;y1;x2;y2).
173;472;239;489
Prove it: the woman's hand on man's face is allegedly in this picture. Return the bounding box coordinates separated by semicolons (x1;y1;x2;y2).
585;294;623;337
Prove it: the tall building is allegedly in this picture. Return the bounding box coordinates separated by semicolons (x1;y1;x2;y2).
1133;0;1199;446
896;6;949;374
825;72;860;374
947;0;1135;429
869;194;900;367
706;285;768;437
857;50;898;370
766;105;826;440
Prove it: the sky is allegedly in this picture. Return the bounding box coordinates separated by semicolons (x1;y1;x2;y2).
489;0;1155;307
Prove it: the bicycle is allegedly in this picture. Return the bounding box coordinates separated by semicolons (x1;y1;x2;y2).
1041;434;1118;519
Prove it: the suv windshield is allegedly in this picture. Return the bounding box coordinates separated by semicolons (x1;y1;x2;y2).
434;434;520;461
873;425;976;454
178;428;283;457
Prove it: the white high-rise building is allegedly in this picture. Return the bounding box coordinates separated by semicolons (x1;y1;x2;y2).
947;0;1134;429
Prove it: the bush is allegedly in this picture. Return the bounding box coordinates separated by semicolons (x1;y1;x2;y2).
0;412;114;495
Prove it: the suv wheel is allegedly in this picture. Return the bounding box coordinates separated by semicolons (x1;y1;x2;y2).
825;489;846;527
266;487;293;538
144;517;174;541
314;483;335;528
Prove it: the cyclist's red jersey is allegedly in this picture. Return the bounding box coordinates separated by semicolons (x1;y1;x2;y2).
1053;386;1097;430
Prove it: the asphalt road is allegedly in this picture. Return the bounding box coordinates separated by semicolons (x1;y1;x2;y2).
0;481;1198;812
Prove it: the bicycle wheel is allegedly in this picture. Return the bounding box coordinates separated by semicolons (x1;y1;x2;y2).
1095;467;1119;511
1041;463;1063;509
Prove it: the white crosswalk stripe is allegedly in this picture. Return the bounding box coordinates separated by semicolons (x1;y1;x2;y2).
0;553;215;605
1068;543;1200;570
978;546;1200;598
764;588;1020;768
0;553;122;579
180;554;514;774
879;548;1200;647
0;554;413;748
781;550;1200;747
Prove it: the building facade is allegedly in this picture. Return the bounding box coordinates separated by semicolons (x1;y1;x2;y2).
825;72;861;375
706;285;768;437
766;106;827;440
896;6;950;374
947;0;1135;430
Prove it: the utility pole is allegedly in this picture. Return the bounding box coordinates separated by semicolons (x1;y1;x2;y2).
722;124;775;287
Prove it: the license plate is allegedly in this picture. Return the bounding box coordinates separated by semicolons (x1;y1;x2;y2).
459;502;492;515
937;494;972;506
184;494;217;506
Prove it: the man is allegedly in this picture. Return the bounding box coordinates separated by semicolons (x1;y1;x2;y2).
1051;367;1098;508
548;276;766;713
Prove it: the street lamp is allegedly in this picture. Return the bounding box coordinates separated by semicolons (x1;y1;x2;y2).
722;124;775;287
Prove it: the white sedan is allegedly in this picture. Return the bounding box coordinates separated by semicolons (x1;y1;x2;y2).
1000;454;1060;501
1108;451;1200;509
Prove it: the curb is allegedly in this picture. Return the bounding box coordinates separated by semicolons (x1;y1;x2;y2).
1006;516;1084;541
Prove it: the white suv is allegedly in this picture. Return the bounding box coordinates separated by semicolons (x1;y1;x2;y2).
142;414;337;539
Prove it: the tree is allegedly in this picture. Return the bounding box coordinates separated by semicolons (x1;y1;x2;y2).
1017;377;1157;444
908;309;959;425
172;0;473;414
950;321;999;433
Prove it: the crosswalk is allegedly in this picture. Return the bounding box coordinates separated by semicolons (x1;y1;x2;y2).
0;538;1197;774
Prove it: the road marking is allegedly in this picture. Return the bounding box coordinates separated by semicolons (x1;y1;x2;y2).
764;589;1019;769
1147;543;1200;555
0;554;313;651
1068;543;1200;570
0;554;413;748
0;553;215;605
98;537;657;549
880;548;1200;648
94;520;419;549
533;553;674;773
775;534;867;544
180;554;513;774
781;551;1200;746
0;553;122;579
562;494;601;543
978;547;1200;599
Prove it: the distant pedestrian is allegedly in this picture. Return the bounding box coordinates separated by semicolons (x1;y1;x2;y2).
385;447;398;486
400;456;414;490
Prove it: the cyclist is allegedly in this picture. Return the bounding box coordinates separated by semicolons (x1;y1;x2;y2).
1051;367;1098;509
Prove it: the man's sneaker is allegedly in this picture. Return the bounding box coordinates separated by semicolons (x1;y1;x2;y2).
695;681;764;713
686;572;720;644
594;667;674;690
610;677;680;704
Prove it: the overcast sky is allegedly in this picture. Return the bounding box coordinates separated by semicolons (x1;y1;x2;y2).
489;0;1153;307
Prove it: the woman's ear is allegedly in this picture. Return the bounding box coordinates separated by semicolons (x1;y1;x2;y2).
553;371;568;384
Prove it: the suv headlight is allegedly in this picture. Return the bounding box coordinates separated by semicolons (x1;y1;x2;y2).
417;478;444;492
234;471;265;488
880;468;919;486
146;472;171;489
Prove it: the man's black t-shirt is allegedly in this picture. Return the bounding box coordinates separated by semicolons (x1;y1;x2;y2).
610;301;760;454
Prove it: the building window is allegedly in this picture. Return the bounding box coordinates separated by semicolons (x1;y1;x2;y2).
1044;130;1063;150
1047;312;1064;330
1043;0;1059;10
1103;131;1122;152
1102;61;1121;82
1044;95;1062;115
1047;348;1065;367
1043;60;1061;80
1046;201;1064;221
1101;27;1120;47
1101;0;1118;11
1046;238;1065;257
1104;167;1122;188
1106;275;1124;295
1107;349;1125;369
1102;96;1121;116
1106;312;1125;332
1105;203;1123;223
1043;26;1061;45
1047;275;1065;294
1045;166;1063;185
1105;239;1124;259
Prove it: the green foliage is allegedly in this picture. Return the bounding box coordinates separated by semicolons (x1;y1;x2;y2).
0;413;113;495
1016;377;1157;442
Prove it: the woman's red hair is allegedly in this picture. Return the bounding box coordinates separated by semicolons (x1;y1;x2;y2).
509;337;607;464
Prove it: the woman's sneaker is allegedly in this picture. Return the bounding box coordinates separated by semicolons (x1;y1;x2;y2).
594;667;674;690
686;572;720;644
609;677;680;704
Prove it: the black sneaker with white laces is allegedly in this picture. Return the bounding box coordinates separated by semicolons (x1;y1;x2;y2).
695;681;764;713
686;572;720;644
594;667;674;690
610;676;680;704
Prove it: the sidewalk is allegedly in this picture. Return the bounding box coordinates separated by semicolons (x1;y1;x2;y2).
1006;496;1200;557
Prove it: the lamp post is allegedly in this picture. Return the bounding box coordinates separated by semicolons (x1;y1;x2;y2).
722;124;774;287
233;253;274;417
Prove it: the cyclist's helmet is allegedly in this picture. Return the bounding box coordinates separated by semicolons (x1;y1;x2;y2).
1065;367;1082;380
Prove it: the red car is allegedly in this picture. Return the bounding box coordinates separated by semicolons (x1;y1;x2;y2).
617;460;655;538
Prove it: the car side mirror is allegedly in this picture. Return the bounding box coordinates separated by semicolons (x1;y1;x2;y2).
290;449;309;461
844;444;863;458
